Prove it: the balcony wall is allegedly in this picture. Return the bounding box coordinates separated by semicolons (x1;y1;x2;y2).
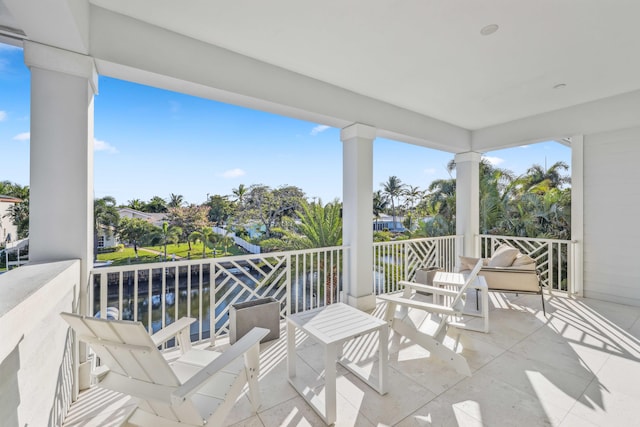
584;125;640;306
0;260;80;427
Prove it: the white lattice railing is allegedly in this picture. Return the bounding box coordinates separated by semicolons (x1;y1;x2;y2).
373;235;463;294
479;235;577;294
90;246;347;344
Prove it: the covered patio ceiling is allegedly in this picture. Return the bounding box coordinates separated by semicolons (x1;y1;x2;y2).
2;0;640;151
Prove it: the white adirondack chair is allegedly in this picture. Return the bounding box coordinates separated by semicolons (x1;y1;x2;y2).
61;313;269;426
379;259;484;376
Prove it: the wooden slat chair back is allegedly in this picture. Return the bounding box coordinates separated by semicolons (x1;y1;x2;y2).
61;313;268;427
379;259;484;376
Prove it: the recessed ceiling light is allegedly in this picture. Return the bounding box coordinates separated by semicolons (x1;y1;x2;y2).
480;24;499;36
553;83;567;89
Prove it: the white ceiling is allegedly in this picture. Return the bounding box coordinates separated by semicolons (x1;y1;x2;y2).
87;0;640;130
3;0;640;149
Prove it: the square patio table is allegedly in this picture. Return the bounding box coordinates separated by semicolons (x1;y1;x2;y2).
286;302;388;425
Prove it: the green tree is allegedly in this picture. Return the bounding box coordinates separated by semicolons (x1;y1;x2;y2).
218;230;235;255
403;184;423;231
145;196;168;213
168;193;184;208
244;184;305;237
127;199;145;211
118;217;155;256
232;184;248;207
189;226;218;258
94;196;120;261
1;181;29;240
373;190;388;230
205;194;236;226
270;199;343;303
151;221;182;260
168;204;210;251
381;176;405;231
517;161;571;194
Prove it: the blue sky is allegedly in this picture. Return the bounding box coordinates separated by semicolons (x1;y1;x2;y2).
1;45;570;205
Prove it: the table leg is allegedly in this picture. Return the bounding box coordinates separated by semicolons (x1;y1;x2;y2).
287;320;296;379
482;286;489;333
378;325;388;395
325;343;337;425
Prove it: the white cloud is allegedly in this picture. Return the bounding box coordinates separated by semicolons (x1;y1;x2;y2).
483;155;504;166
13;132;30;141
221;168;246;179
310;125;330;136
0;111;6;121
424;168;437;175
520;145;530;149
94;138;118;153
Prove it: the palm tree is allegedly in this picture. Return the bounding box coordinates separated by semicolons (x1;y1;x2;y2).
372;191;388;231
517;161;570;194
94;196;119;261
188;227;218;259
273;199;343;304
403;185;423;231
127;199;145;211
152;221;182;260
168;193;184;209
381;176;405;231
145;196;168;213
232;184;248;207
218;230;235;256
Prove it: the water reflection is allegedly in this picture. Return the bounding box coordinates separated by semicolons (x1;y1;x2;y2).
94;265;341;340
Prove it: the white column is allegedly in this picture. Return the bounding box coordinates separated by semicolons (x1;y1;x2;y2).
25;42;97;392
25;41;96;286
571;135;584;297
341;123;376;311
455;151;481;257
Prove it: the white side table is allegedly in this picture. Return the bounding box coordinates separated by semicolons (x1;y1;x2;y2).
287;303;388;425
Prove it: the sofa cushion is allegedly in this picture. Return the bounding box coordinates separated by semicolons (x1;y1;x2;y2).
512;253;536;267
488;244;519;267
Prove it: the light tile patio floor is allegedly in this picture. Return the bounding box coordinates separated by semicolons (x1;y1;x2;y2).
63;292;640;426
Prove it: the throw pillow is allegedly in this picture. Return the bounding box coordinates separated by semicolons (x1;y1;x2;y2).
512;253;535;267
459;256;482;271
488;244;519;267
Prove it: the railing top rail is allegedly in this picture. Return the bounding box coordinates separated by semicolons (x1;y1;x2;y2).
478;234;575;245
91;245;349;274
373;235;462;247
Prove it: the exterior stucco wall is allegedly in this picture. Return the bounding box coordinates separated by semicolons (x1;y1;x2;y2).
583;126;640;306
0;260;80;427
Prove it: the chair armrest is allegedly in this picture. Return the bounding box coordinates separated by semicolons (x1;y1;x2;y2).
379;293;457;316
151;317;196;347
171;327;269;405
398;281;460;297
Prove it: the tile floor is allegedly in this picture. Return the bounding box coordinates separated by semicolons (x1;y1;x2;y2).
63;292;640;426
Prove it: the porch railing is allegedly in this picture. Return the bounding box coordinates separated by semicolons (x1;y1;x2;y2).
479;234;577;294
89;246;347;344
372;235;463;294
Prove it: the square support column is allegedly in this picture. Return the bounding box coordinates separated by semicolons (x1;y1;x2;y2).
455;151;481;257
341;123;376;311
571;135;584;296
25;41;97;296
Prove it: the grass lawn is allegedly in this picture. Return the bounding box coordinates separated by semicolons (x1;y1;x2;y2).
97;247;161;266
147;242;245;259
97;243;246;266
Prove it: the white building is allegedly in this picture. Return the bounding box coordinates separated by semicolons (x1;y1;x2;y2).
0;195;21;246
